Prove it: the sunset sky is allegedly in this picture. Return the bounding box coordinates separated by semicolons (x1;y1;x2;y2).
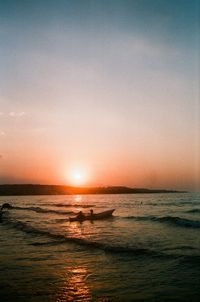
0;0;199;191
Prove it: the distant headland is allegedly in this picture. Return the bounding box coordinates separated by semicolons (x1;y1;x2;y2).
0;184;186;196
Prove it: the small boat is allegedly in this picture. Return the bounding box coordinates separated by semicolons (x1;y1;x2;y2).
69;209;115;222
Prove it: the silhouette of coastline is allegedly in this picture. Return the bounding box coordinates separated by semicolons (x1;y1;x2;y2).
0;184;186;196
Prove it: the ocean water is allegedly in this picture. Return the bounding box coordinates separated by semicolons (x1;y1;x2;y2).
0;193;200;302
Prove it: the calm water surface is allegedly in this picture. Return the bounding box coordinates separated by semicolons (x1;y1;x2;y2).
0;193;200;301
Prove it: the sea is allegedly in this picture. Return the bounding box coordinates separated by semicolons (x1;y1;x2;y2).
0;192;200;302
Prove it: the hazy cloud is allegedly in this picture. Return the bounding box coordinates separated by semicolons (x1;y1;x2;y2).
9;111;26;117
0;131;6;136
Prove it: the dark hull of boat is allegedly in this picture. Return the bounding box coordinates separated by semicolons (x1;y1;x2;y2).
69;209;115;222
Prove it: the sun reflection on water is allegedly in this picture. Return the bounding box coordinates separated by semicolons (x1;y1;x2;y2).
57;266;91;302
74;195;82;203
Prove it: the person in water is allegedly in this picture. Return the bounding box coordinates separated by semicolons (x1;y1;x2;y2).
1;203;12;211
90;209;94;217
76;211;85;220
0;203;12;222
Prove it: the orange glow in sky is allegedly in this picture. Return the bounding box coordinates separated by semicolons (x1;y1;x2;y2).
0;1;199;191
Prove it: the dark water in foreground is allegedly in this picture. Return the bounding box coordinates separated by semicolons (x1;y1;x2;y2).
0;193;200;301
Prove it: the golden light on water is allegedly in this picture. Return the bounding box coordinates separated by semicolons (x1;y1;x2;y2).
59;266;91;301
74;195;82;203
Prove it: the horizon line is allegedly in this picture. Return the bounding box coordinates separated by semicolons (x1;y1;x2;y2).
0;183;188;192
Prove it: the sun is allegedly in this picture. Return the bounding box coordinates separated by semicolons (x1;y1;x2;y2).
68;168;87;186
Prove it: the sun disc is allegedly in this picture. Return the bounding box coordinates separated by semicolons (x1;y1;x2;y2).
68;168;87;186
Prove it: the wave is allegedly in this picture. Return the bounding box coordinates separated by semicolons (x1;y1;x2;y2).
12;206;73;216
39;203;95;208
163;245;197;251
54;203;95;208
186;208;200;214
125;215;200;229
30;240;67;247
177;254;200;265
147;201;199;207
3;217;200;262
3;218;161;257
54;218;69;223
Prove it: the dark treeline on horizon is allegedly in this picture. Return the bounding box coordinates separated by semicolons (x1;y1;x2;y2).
0;184;185;196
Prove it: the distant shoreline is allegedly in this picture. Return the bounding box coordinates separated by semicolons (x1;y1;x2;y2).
0;184;187;196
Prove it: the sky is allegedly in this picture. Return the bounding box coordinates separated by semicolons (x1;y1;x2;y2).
0;0;200;191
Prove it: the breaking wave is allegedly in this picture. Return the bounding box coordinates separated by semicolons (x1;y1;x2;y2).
125;215;200;228
12;206;73;215
2;216;200;261
2;217;163;257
